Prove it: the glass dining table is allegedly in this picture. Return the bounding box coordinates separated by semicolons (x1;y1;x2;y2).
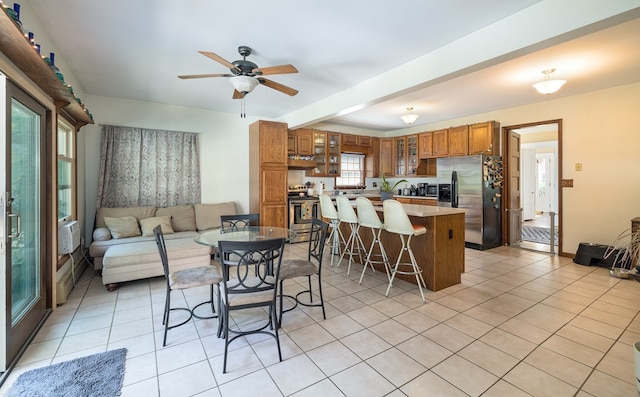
194;226;298;249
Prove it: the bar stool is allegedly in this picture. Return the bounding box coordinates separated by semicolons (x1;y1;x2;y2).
336;195;366;276
356;197;391;284
383;199;427;303
319;194;344;267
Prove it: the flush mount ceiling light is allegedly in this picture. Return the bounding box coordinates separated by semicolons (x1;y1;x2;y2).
229;75;259;94
401;107;419;124
532;68;566;95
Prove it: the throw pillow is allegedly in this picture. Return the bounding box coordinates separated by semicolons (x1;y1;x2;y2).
155;205;196;232
139;216;175;237
104;216;141;239
194;202;237;231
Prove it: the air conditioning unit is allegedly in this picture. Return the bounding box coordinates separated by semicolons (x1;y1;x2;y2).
59;220;81;254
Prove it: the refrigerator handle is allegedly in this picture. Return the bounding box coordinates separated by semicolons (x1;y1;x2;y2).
451;171;458;208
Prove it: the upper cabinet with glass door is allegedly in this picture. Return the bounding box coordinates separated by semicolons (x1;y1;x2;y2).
394;135;418;176
306;131;341;177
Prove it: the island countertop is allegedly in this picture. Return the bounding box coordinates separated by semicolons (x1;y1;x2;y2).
373;203;466;217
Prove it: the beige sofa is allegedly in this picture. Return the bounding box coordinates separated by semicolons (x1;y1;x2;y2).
89;202;237;289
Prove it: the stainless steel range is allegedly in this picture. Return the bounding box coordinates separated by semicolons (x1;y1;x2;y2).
288;186;320;243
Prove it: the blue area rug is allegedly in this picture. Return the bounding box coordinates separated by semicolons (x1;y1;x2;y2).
522;226;558;245
6;348;127;397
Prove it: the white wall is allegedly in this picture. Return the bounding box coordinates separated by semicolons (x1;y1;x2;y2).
82;95;266;242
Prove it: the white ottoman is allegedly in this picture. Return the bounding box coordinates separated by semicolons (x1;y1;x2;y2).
102;239;212;290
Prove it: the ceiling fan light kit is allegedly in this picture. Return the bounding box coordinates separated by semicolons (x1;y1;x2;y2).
401;107;419;124
533;68;566;95
230;75;259;94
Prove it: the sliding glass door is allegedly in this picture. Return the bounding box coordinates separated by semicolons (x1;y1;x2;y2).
0;75;47;371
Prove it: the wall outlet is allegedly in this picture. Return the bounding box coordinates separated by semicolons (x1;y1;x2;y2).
575;163;583;171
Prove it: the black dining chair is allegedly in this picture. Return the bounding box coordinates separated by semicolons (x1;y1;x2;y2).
217;237;286;373
220;213;260;232
153;225;222;347
278;218;329;325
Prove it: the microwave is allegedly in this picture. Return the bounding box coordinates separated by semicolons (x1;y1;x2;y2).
426;184;437;197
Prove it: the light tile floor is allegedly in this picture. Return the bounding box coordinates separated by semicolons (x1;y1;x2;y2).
1;244;639;397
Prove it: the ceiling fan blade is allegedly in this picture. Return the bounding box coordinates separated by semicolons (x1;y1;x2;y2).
253;64;298;76
178;73;233;79
198;50;240;72
232;90;245;99
258;78;298;96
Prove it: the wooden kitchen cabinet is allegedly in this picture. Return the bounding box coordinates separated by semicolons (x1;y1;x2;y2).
306;130;340;177
249;120;288;228
419;130;448;158
448;125;469;156
342;134;372;148
327;132;341;176
379;138;394;177
341;134;358;146
366;137;380;178
468;121;500;155
288;129;314;156
395;135;418;176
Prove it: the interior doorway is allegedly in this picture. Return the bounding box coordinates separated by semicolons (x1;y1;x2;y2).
503;120;562;254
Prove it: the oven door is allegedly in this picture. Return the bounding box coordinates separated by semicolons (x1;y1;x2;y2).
288;199;319;243
289;200;319;227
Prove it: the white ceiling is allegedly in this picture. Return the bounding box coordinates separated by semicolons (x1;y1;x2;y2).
24;1;640;131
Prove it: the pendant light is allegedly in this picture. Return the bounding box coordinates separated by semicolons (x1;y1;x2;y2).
401;107;419;124
533;68;566;95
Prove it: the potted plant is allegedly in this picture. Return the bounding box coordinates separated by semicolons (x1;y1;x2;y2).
379;173;408;201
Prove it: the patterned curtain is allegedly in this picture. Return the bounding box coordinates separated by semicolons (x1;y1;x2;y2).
96;125;201;208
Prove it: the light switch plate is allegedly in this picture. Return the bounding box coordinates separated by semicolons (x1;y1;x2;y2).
562;179;574;187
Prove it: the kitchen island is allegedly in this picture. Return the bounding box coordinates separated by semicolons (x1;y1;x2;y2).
338;202;466;292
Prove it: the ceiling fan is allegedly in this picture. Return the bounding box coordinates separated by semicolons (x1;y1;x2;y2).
178;46;299;99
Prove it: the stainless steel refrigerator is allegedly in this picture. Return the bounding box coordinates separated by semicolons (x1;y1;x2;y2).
437;155;502;250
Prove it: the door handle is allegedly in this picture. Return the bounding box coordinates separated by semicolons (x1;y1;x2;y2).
8;212;21;238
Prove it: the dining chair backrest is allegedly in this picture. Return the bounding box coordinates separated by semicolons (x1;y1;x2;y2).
336;195;358;224
308;218;329;265
220;213;260;233
153;225;171;280
218;238;286;297
356;197;382;229
318;194;338;220
383;199;415;236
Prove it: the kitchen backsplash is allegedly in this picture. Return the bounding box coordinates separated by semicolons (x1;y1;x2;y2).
287;170;436;192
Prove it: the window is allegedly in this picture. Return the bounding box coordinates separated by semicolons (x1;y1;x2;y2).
335;153;364;187
57;118;75;222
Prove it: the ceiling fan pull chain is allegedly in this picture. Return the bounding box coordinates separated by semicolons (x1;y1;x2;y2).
240;97;246;118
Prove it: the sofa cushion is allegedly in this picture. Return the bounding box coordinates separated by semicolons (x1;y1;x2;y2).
194;202;237;231
140;216;174;237
156;205;196;232
103;239;211;269
89;231;199;262
96;206;156;228
104;216;142;239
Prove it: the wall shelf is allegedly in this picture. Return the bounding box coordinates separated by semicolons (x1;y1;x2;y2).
0;7;93;128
